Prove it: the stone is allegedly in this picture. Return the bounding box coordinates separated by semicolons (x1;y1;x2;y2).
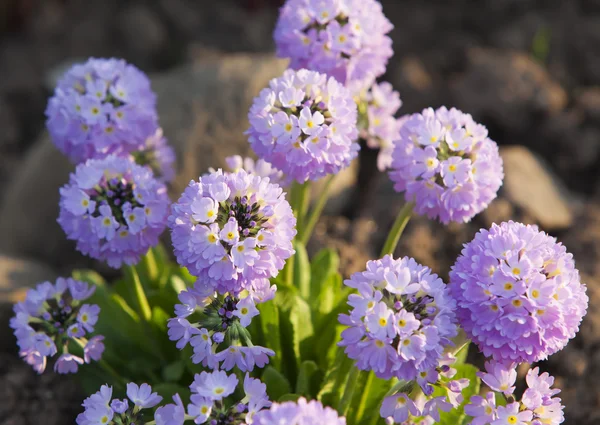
117;5;168;65
450;48;568;132
0;54;359;269
0;255;58;349
500;145;574;230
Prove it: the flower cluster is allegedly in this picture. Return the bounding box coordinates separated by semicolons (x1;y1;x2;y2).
338;255;457;382
253;398;345;425
388;106;503;224
247;68;359;183
46;58;159;164
169;169;296;295
58;155;170;268
187;370;271;424
380;354;470;424
223;155;285;187
358;82;403;171
274;0;393;93
10;277;104;374
466;363;564;425
76;383;162;425
449;221;588;363
167;280;275;372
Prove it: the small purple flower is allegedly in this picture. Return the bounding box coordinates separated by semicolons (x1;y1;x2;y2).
110;399;129;414
450;221;589;363
493;403;533;425
274;0;393;93
247;69;359;183
10;277;103;374
465;392;497;425
380;393;420;423
389;107;503;224
359;82;403;170
187;371;271;424
126;383;163;408
155;394;185;425
479;361;517;396
338;255;457;383
169;168;295;295
253;398;346;425
54;353;84;374
58;155;169;268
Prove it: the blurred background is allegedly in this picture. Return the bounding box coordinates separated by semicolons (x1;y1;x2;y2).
0;0;599;424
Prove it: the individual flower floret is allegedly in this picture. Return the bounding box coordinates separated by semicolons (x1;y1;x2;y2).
449;221;588;363
76;383;163;425
45;57;160;164
380;354;470;424
247;68;359;183
338;255;458;383
169;168;296;294
358;82;403;170
167;281;275;372
466;367;564;425
274;0;393;93
154;394;185;425
10;277;104;375
58;155;169;268
388;106;503;224
253;397;345;425
188;371;271;424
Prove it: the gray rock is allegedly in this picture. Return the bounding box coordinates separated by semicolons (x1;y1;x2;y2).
450;48;568;132
0;54;359;269
117;5;168;64
500;145;573;230
0;255;58;350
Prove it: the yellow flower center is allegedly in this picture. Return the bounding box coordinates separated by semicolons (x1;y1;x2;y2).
91;107;100;115
116;111;124;119
237;245;245;252
375;340;384;347
512;299;522;307
285;123;293;132
81;314;88;322
396;396;406;405
120;230;128;237
367;301;375;309
430;136;437;143
201;406;209;414
227;232;234;239
81;124;89;131
485;406;493;415
507;415;517;424
208;234;217;243
257;234;264;242
490;305;499;312
202;334;209;341
398;319;407;327
378;318;387;327
82;199;89;207
241;307;248;315
214;388;224;395
448;164;457;172
531;289;540;298
338;35;347;43
537;309;545;315
426;159;434;167
129;214;135;221
504;282;513;291
402;339;411;346
307;120;314;128
512;267;521;275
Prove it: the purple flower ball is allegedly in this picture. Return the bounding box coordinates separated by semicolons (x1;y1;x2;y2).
169;169;296;295
247;68;359;183
9;277;103;374
58;155;170;268
46;58;159;164
274;0;393;93
253;398;346;425
359;81;403;171
449;221;588;363
388;107;503;224
338;255;458;382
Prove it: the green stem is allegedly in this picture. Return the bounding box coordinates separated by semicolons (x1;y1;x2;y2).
300;174;335;245
129;266;152;321
73;338;127;389
143;248;159;282
285;254;295;286
292;181;311;238
380;202;414;257
338;366;361;417
352;370;374;423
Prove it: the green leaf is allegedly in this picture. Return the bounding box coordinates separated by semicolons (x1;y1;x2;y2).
317;346;353;406
153;383;191;404
257;301;282;370
289;296;314;361
162;361;185;382
296;360;320;397
310;248;340;303
263;366;292;401
72;269;107;287
434;364;481;425
278;394;302;402
293;241;311;300
352;373;397;425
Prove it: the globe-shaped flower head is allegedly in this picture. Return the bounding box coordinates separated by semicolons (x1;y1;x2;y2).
274;0;393;93
359;81;403;171
10;277;104;374
449;221;588;363
169;169;296;295
339;255;458;383
247;68;359;183
45;58;159;164
253;398;346;425
389;107;503;224
58;155;170;268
